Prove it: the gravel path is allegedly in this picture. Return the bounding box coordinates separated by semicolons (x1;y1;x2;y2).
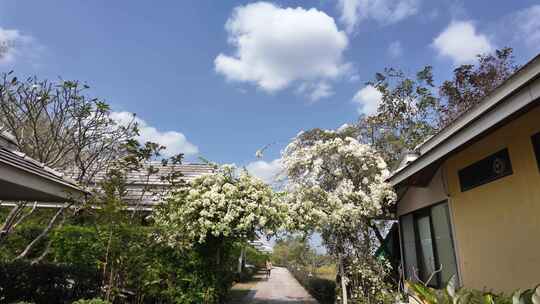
242;267;319;304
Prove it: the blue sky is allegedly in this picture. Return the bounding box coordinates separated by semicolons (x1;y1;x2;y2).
1;0;539;182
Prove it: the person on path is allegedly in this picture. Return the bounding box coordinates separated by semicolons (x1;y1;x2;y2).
265;260;272;279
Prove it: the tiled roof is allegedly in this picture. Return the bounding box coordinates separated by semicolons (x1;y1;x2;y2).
0;147;83;193
91;162;215;209
1;130;212;207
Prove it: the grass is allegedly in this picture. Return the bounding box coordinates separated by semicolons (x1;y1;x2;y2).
314;264;337;281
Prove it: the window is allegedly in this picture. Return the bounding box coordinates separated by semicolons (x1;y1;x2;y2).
458;148;513;192
532;132;540;171
400;201;458;287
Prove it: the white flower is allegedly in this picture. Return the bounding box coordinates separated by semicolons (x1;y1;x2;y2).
154;164;287;248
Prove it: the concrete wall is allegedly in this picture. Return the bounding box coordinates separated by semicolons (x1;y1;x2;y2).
444;105;540;292
397;167;449;217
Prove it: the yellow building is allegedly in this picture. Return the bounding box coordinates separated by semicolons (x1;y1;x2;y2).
391;54;540;292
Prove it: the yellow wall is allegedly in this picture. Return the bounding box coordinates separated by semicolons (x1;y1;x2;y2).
445;105;540;292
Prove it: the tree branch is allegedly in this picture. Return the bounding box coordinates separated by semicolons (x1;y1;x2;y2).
15;205;69;260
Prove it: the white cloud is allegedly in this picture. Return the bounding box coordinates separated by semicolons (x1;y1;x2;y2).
388;40;403;58
215;2;349;100
352;85;382;115
0;27;35;64
111;112;198;157
511;5;540;50
349;74;360;82
297;81;334;101
338;0;419;32
432;21;494;65
246;158;283;184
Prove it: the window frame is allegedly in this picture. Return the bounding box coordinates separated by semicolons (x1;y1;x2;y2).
458;148;513;192
412;207;441;287
399;200;457;288
531;132;540;171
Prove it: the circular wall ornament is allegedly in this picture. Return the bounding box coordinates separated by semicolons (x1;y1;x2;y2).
493;158;505;175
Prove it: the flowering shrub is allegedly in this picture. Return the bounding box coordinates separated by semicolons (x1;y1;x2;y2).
282;130;396;234
153;165;287;248
281;127;398;303
152;165;288;302
345;256;396;303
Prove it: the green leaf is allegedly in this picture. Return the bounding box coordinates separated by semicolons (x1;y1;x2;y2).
483;293;494;304
455;291;472;304
407;281;438;304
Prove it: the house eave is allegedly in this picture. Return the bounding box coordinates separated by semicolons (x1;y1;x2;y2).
0;163;87;202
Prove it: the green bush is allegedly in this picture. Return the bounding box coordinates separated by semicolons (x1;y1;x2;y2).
236;264;257;283
50;225;104;268
0;224;46;260
289;266;336;304
72;299;111;304
0;260;101;304
406;278;540;304
244;246;269;268
1;223;241;304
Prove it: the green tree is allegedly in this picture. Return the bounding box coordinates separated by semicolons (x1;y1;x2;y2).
359;47;518;169
360;66;439;168
0;74;139;257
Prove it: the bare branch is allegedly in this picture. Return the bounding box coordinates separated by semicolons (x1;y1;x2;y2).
14;204;70;260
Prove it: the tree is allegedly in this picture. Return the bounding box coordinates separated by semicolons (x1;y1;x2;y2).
439;47;518;126
361;66;439;168
154;165;285;249
281;127;397;304
361;48;518;169
0;74;182;264
0;74;138;185
272;236;312;267
153;165;287;302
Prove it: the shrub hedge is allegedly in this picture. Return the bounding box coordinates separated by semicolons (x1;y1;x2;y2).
0;261;101;304
288;266;336;304
72;299;111;304
0;225;241;304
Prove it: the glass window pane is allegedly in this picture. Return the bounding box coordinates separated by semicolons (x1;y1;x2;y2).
431;203;458;285
416;214;436;283
400;214;417;280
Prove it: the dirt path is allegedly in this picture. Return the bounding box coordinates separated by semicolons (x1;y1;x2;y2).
231;266;319;304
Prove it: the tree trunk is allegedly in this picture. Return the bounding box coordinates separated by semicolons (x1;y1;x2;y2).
339;253;348;304
216;245;221;268
238;246;245;273
102;227;114;298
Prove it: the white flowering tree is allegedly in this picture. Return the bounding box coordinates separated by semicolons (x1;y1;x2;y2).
281;127;397;304
153;164;286;259
150;165;288;302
